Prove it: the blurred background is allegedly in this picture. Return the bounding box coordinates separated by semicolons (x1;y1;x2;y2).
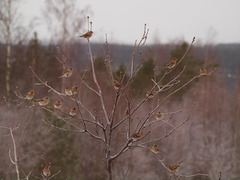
0;0;240;179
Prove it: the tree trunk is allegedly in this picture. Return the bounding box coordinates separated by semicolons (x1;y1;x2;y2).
107;159;113;180
6;39;11;98
5;0;12;100
31;32;37;89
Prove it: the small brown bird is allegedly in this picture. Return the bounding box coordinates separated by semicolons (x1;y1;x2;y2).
168;161;183;173
156;112;164;120
25;90;35;100
37;97;49;106
166;59;177;69
150;144;160;154
59;67;73;78
54;100;62;109
131;132;144;142
42;165;51;177
70;107;77;116
80;31;93;39
146;91;154;99
71;86;78;95
200;67;208;76
113;80;121;90
65;87;73;96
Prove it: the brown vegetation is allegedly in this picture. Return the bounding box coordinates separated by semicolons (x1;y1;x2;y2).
0;4;239;180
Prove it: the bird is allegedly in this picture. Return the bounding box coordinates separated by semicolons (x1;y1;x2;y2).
168;161;183;173
25;90;35;100
71;86;78;95
35;97;49;106
65;87;73;96
113;80;121;90
200;67;208;76
54;100;62;109
42;165;51;177
150;144;160;154
59;67;73;78
156;112;164;120
80;31;93;39
70;107;77;116
131;132;144;142
166;59;177;69
146;91;154;99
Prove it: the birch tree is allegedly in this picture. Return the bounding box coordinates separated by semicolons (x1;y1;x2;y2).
0;0;26;100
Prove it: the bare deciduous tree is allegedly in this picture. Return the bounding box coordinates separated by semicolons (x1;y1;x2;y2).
17;17;214;180
42;0;90;92
43;0;89;47
0;0;28;100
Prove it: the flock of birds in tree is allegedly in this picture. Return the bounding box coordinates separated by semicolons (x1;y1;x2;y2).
22;29;210;178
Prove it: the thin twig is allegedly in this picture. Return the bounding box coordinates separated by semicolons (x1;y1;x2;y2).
82;80;100;96
177;173;209;178
0;125;21;180
158;37;195;84
49;170;61;179
29;66;65;96
141;102;197;144
129;24;149;78
87;39;110;125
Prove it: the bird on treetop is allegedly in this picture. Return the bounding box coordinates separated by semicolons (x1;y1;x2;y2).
80;31;93;39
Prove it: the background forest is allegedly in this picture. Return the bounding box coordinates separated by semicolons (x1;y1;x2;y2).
0;0;240;180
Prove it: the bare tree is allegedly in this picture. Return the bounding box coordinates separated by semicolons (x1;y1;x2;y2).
0;125;21;180
0;0;28;100
0;0;14;99
42;0;90;92
43;0;89;48
18;17;215;180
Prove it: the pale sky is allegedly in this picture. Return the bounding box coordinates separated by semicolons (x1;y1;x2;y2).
20;0;240;44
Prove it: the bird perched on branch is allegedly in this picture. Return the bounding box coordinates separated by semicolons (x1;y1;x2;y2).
71;86;78;95
166;59;177;69
54;100;62;109
150;144;160;154
131;132;144;142
155;112;164;120
42;165;51;177
113;80;121;90
59;67;73;78
146;91;154;99
35;97;49;106
25;90;35;100
70;107;77;116
168;161;183;173
80;31;93;39
65;87;73;96
200;67;208;76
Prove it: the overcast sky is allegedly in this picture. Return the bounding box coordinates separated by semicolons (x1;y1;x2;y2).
20;0;240;44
